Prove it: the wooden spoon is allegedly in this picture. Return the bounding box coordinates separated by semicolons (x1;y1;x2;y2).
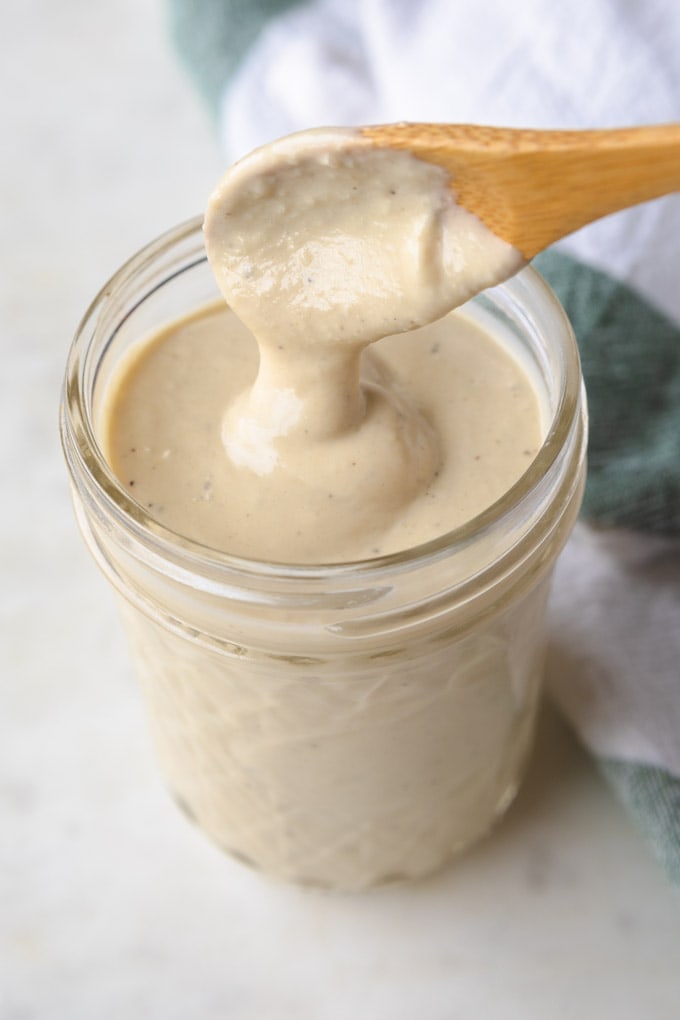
362;122;680;259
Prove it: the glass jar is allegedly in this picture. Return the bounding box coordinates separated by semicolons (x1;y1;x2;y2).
60;217;587;891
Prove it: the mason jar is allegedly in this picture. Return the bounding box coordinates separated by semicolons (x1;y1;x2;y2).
60;216;587;891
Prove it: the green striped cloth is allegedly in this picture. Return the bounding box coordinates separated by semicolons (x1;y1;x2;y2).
537;250;680;889
166;0;680;887
169;0;299;120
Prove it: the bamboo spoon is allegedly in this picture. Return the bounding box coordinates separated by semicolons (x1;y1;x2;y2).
362;122;680;258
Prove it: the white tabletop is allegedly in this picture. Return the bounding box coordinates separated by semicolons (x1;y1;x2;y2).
2;3;679;1017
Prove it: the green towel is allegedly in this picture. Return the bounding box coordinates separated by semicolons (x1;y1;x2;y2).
166;0;680;888
168;0;300;119
536;251;680;889
536;250;680;536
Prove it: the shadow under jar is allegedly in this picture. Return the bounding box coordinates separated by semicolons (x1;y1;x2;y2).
61;217;587;891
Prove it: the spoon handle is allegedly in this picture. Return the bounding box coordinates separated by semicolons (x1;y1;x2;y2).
363;123;680;258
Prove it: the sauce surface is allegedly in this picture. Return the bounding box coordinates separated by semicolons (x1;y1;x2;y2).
104;303;541;562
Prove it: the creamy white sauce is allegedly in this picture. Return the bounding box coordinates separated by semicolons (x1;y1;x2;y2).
100;128;548;889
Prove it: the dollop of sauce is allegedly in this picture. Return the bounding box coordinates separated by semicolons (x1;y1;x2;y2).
204;129;522;354
201;128;523;542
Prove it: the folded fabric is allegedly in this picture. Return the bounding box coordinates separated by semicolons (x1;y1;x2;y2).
169;0;298;119
545;520;680;889
536;252;680;889
167;0;680;885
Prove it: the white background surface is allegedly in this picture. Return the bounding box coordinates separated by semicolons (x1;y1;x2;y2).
2;2;680;1017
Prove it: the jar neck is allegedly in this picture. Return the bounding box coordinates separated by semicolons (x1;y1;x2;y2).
60;218;587;641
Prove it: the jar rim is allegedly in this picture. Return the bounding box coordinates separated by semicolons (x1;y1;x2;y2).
60;215;584;585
